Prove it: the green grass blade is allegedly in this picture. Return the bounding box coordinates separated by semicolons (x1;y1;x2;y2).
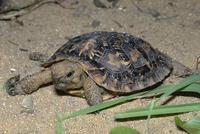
109;126;141;134
60;75;200;121
158;74;200;101
61;91;148;120
0;85;3;91
115;103;200;119
60;83;180;120
146;99;156;133
146;82;200;95
56;114;64;134
112;82;200;115
181;82;200;93
175;116;200;134
60;83;174;120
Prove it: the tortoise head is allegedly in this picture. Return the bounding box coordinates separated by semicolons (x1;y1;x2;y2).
50;60;85;92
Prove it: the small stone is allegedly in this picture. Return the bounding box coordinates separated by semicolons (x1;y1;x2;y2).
10;68;16;72
21;95;33;109
93;0;119;8
193;20;200;27
71;0;79;5
148;8;160;18
93;0;106;8
2;102;6;106
20;95;34;114
168;2;174;7
91;20;100;28
0;0;10;11
118;7;126;12
73;5;87;17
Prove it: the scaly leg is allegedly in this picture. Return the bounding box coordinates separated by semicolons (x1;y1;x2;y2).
171;60;192;77
6;69;52;96
83;77;103;106
29;52;49;64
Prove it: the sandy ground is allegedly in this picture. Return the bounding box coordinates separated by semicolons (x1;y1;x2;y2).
0;0;200;134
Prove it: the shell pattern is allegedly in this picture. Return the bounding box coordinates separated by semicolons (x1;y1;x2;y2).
44;31;172;93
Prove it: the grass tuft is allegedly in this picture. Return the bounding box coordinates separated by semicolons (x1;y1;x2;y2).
56;74;200;134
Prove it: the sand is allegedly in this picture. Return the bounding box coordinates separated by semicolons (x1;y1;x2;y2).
0;0;200;133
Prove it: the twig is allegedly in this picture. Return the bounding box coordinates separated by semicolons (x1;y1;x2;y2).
196;56;200;71
129;0;178;21
0;0;39;14
129;0;147;14
112;20;123;28
8;40;20;46
154;15;178;22
0;0;69;21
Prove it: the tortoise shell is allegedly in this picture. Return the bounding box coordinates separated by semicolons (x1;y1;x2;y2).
43;31;172;93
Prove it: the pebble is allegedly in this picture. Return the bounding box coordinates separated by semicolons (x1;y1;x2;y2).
193;19;200;27
73;5;87;17
91;20;101;28
93;0;106;8
10;68;16;72
93;0;119;8
21;95;33;108
20;95;34;114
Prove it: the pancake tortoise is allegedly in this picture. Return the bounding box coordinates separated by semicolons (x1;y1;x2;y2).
5;31;191;105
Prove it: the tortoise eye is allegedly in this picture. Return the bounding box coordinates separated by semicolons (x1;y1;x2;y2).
66;71;75;77
57;71;75;83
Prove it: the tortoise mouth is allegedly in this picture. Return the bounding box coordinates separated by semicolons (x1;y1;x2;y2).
54;82;68;91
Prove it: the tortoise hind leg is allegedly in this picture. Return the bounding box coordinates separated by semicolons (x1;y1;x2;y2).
171;60;192;77
29;52;49;64
83;77;103;106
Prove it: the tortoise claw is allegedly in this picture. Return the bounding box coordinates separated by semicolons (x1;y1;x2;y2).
5;75;20;96
7;87;18;96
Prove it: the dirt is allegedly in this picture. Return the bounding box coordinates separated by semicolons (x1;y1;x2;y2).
0;0;200;134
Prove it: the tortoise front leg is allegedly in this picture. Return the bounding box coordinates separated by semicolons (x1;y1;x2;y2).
6;69;52;96
83;77;103;106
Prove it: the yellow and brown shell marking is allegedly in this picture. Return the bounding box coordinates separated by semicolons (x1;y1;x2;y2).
44;31;172;93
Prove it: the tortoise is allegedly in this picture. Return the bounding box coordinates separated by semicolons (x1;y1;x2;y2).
5;31;191;105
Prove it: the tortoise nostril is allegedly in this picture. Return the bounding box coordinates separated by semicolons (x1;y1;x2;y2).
66;71;75;77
